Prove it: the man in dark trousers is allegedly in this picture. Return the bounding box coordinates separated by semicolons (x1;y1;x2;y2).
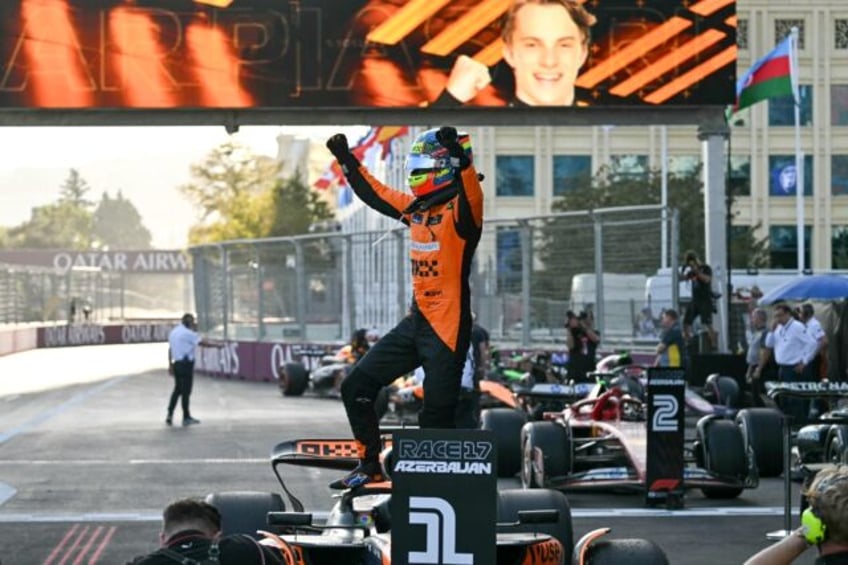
127;498;285;564
324;126;484;489
167;313;202;426
681;250;717;350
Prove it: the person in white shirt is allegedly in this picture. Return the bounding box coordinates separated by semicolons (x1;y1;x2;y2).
167;313;203;426
799;303;829;379
799;303;830;419
764;303;818;425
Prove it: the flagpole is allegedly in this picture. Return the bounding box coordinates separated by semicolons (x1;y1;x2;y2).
790;27;804;273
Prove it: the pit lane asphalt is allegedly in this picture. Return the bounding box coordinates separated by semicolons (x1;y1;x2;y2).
0;344;817;565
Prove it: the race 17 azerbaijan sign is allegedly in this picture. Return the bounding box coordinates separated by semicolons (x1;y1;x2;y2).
0;0;736;109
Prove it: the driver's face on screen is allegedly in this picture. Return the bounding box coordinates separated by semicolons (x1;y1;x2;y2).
502;3;588;106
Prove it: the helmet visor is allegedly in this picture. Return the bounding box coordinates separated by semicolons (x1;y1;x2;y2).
405;153;450;173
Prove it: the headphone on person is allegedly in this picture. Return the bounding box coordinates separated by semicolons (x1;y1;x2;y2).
800;469;848;545
801;507;827;545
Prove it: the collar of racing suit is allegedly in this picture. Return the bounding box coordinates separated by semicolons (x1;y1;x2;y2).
403;185;458;214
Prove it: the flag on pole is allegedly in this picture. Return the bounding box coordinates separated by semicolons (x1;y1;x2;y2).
313;126;411;190
731;35;795;114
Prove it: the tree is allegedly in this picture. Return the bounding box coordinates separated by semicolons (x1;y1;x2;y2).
7;202;93;249
180;141;281;244
3;170;153;251
92;190;153;249
534;163;768;302
267;173;334;238
180;141;334;244
59;168;94;208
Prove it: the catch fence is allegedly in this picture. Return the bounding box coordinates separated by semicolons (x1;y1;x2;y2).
191;206;680;350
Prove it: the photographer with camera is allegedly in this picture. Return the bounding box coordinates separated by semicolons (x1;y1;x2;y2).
680;250;717;351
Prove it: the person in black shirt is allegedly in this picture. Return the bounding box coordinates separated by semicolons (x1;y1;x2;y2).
127;498;285;565
565;310;599;381
681;250;717;351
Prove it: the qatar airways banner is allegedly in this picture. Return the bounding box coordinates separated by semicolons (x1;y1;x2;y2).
195;340;338;382
0;250;191;274
0;0;736;109
37;321;174;348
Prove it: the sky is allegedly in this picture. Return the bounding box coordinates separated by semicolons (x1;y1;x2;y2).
0;125;363;249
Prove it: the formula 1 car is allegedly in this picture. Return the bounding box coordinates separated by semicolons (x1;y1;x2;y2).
206;435;575;564
278;344;353;397
206;434;671;564
766;381;848;467
517;382;785;500
482;355;758;480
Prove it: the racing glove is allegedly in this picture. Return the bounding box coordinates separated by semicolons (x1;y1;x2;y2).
435;126;470;170
326;133;360;173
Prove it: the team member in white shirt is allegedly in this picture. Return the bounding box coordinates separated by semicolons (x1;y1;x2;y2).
167;313;203;426
799;303;829;378
799;303;830;419
764;303;818;425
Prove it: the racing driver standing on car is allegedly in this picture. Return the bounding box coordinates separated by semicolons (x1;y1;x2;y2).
325;126;484;489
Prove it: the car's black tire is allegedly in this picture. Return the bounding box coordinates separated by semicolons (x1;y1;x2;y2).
586;538;670;565
826;426;848;465
735;408;785;477
521;421;571;489
279;362;309;397
481;408;527;478
497;488;573;558
204;491;286;538
698;418;747;499
704;374;740;408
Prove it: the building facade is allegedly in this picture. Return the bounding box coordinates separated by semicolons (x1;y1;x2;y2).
329;0;847;272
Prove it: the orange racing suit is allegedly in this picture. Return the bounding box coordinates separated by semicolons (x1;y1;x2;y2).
338;157;484;464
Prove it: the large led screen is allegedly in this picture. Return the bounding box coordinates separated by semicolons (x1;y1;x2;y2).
0;0;736;109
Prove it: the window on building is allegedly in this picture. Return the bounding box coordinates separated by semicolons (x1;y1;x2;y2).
833;155;848;195
553;155;591;196
668;155;699;178
768;155;813;196
769;225;811;269
496;228;523;293
769;85;813;126
836;19;848;50
738;19;749;50
832;85;848;125
775;19;805;49
609;154;648;182
496;155;534;196
729;156;752;196
834;227;848;269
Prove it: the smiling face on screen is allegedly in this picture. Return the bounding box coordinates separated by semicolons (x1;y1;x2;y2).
502;2;589;106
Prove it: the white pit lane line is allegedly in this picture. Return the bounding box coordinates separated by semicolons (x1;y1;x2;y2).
0;507;788;523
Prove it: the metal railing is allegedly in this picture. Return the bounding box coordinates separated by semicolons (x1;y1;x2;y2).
190;206;678;349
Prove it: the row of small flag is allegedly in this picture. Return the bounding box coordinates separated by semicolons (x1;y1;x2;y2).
313;126;410;191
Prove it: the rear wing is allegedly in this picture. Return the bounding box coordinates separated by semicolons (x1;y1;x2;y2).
766;381;848;399
269;436;394;512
